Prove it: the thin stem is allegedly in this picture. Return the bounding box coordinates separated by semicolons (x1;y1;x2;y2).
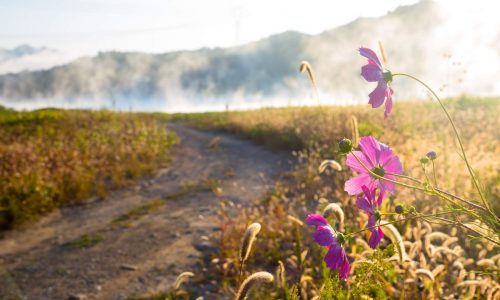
389;173;423;185
431;160;437;187
392;73;490;213
349;210;458;236
351;151;489;218
433;187;491;214
433;217;500;246
390;172;489;213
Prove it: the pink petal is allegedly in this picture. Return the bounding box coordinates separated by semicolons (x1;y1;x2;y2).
384;87;394;118
356;195;373;213
368;81;386;109
379;146;395;166
345;174;375;195
313;226;336;246
369;227;384;249
324;244;343;270
339;251;351;280
361;185;375;200
359;136;381;166
383;156;403;175
361;63;382;82
305;214;329;227
359;47;382;69
375;190;386;206
367;215;377;228
346;151;373;173
378;174;396;193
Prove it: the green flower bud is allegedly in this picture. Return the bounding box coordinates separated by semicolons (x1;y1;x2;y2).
420;156;429;164
338;138;353;154
374;210;382;221
426;151;437;160
337;232;346;245
383;70;393;84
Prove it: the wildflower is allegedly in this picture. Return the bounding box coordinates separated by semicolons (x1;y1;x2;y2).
305;214;350;279
345;136;402;195
426;151;437;160
359;47;394;118
356;186;385;249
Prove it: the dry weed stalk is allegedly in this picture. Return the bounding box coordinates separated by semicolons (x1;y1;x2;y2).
235;271;274;300
174;271;195;290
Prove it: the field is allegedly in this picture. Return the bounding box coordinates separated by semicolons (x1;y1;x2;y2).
0;107;178;229
0;98;499;299
167;97;500;299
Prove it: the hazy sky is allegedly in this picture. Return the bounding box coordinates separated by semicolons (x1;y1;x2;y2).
0;0;421;55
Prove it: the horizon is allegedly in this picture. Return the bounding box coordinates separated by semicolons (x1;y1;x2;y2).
0;0;499;113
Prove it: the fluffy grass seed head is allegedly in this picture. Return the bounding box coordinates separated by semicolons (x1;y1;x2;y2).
235;271;274;300
380;220;407;264
318;160;342;173
322;202;344;231
415;268;435;282
350;115;359;148
174;271;195;290
299;61;317;90
287;215;304;226
276;260;286;288
239;223;261;263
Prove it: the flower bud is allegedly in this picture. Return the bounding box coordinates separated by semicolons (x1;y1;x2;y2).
383;70;393;84
337;232;346;245
420;156;429;164
426;151;437;160
374;210;382;221
395;204;404;214
338;138;353;154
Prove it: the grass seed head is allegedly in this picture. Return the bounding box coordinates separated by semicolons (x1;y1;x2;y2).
174;271;195;290
235;271;274;300
239;222;261;263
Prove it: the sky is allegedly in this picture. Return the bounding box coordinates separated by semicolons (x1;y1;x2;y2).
0;0;421;55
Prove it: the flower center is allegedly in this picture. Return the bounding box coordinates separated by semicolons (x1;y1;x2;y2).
383;70;393;84
372;165;385;178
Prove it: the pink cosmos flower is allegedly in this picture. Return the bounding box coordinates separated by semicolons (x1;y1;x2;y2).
306;214;350;280
344;136;403;195
356;186;385;249
359;47;394;118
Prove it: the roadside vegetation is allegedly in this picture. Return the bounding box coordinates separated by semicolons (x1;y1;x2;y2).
0;107;178;229
167;97;500;299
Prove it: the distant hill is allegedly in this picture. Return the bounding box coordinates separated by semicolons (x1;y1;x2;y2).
0;1;498;111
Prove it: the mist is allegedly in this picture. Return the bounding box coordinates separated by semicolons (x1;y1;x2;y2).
0;0;498;112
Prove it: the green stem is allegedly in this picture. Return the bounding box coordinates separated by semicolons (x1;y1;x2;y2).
392;73;491;214
389;172;490;214
351;152;489;219
431;160;437;187
348;210;457;236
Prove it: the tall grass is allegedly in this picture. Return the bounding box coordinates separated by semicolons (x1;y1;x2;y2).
173;96;500;211
0;107;178;229
169;97;500;298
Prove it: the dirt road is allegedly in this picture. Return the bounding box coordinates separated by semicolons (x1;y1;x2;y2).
0;123;291;300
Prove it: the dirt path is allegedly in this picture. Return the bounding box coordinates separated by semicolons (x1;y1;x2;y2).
0;123;291;300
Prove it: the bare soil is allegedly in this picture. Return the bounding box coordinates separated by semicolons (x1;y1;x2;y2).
0;123;291;300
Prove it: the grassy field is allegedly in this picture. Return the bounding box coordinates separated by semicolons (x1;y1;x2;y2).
173;96;500;208
0;107;178;229
168;97;500;299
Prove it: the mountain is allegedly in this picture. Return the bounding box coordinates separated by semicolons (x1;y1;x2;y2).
0;1;498;111
0;45;78;75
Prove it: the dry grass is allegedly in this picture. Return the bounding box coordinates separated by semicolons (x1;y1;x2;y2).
169;96;500;298
0;107;178;229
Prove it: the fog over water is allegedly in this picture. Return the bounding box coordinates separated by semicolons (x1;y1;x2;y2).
0;0;498;112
